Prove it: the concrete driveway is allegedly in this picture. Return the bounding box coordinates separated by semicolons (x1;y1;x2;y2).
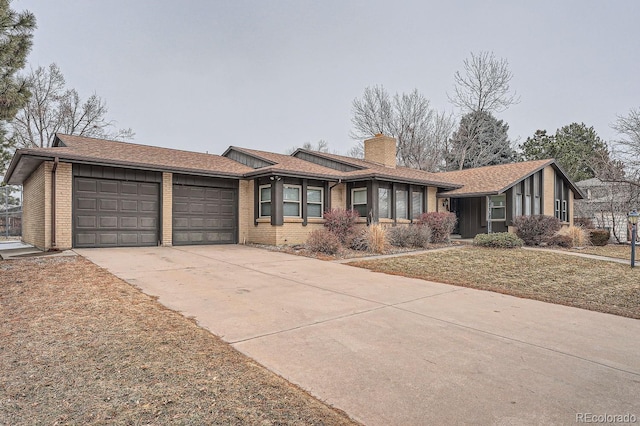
77;245;640;425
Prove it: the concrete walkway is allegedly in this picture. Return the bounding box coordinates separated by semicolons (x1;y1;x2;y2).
77;245;640;425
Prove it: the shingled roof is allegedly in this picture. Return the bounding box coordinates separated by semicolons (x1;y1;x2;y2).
436;159;583;199
291;149;460;188
4;134;253;184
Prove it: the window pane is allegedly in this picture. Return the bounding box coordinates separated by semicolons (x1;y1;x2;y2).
353;189;366;204
261;202;271;217
260;186;271;202
412;192;423;219
525;195;531;215
492;207;506;220
307;188;322;203
490;195;506;207
354;204;367;217
284;186;300;201
534;196;541;215
515;195;522;216
283;202;300;217
396;190;408;219
379;188;390;218
308;204;322;218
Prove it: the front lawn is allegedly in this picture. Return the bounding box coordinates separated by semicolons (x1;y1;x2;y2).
570;244;633;260
0;256;358;425
349;246;640;319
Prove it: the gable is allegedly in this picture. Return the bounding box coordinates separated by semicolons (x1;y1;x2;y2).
292;150;363;172
223;148;275;169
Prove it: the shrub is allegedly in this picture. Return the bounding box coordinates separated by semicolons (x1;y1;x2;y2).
574;217;595;229
387;225;431;248
348;229;370;252
323;208;360;245
473;232;523;248
305;228;341;255
589;229;610;246
548;234;573;248
416;212;457;243
558;226;590;247
512;215;562;246
367;224;388;254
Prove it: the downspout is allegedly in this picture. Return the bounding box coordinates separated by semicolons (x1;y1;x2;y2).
51;157;58;249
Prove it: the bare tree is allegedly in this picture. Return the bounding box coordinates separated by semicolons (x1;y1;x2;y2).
349;86;454;170
611;107;640;175
10;63;134;148
286;139;331;155
449;51;519;114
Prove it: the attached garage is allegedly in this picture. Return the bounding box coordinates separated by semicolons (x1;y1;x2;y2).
73;165;161;248
172;174;238;245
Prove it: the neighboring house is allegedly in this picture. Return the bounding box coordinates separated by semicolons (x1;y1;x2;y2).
574;178;640;243
2;133;583;250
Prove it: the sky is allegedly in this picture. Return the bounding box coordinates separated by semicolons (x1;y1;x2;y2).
14;0;640;156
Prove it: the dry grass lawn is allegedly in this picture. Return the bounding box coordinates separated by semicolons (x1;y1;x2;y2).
0;256;358;426
349;246;640;319
569;244;633;260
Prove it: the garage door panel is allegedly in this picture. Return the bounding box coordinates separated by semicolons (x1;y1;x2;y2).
76;216;97;228
100;199;118;211
172;183;237;245
73;177;159;248
121;199;139;212
99;180;119;194
77;198;97;210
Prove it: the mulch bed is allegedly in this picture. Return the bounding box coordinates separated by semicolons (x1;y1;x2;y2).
0;256;359;425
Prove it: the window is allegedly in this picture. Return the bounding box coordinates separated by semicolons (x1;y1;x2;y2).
562;200;568;222
396;189;408;219
307;187;323;218
490;195;506;221
524;179;531;216
533;174;541;214
515;183;522;217
283;185;301;217
352;188;367;217
378;188;391;219
412;191;423;220
259;185;271;217
555;199;561;219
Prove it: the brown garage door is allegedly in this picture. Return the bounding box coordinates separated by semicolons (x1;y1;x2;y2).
73;177;160;248
172;183;237;245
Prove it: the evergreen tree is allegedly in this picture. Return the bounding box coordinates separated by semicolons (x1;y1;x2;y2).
447;111;515;170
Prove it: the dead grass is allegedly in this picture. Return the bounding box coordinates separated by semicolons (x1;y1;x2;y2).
0;256;358;425
349;246;640;319
570;244;633;260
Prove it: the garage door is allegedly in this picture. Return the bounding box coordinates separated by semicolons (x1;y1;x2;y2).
73;177;160;248
172;184;237;245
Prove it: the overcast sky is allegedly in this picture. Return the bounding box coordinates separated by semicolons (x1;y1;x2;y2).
14;0;640;156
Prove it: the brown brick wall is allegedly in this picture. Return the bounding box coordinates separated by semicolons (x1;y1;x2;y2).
543;166;555;217
330;182;346;210
364;134;396;168
22;163;46;250
54;162;72;249
161;172;172;246
427;187;437;212
238;179;251;244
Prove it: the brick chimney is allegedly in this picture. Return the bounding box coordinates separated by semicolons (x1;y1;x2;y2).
364;133;397;168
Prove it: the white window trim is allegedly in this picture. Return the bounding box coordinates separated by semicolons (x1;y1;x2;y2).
283;184;302;218
352;188;367;213
562;200;568;222
307;186;324;218
259;184;271;217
